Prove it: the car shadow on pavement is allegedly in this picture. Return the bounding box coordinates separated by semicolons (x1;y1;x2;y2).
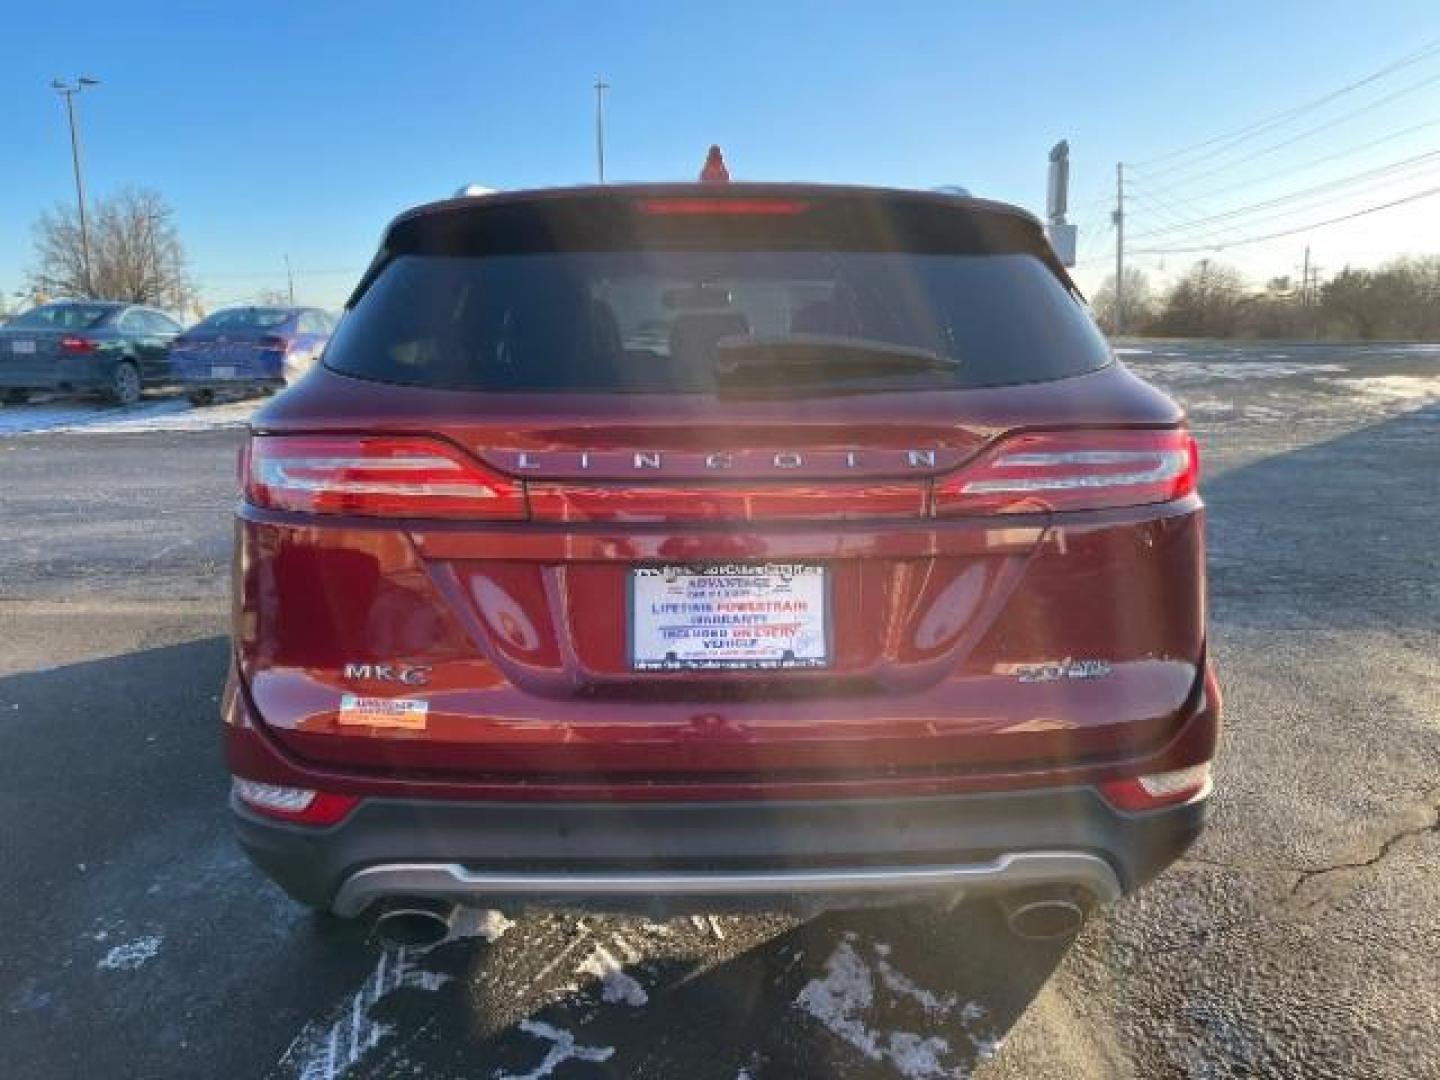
370;901;1073;1080
0;638;1076;1080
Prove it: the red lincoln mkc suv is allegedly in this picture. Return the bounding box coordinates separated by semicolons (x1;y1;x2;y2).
224;178;1219;943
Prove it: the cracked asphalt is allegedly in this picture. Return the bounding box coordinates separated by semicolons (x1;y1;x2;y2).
0;342;1437;1079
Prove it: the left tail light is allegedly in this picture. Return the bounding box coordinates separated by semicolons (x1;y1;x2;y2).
60;335;97;354
243;434;526;519
934;427;1198;514
232;778;359;825
259;334;290;352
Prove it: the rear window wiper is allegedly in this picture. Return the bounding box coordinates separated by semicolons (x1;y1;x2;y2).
714;334;958;389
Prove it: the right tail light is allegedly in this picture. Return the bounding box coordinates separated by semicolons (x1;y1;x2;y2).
934;427;1199;514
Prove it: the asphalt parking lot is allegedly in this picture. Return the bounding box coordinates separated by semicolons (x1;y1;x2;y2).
1;342;1437;1079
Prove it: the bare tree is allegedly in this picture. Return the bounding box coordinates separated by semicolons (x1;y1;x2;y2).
28;187;194;309
1090;268;1154;334
1154;260;1249;338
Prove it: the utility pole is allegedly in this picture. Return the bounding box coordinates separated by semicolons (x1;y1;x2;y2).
51;76;100;297
1300;245;1311;307
284;254;295;305
593;77;610;184
1113;162;1126;334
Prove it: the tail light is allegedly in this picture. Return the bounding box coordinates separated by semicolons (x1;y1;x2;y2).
60;335;97;354
259;334;289;352
232;778;359;825
1098;762;1212;812
934;428;1198;514
244;434;526;519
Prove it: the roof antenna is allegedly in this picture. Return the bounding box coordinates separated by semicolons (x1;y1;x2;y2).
699;145;730;184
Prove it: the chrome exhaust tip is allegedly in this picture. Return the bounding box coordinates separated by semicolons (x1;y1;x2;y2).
373;898;457;950
998;887;1094;940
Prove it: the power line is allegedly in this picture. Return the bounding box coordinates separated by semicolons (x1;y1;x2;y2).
1129;116;1440;209
1128;183;1440;255
1133;67;1440;187
1127;147;1440;242
1132;164;1440;253
1129;37;1440;169
1128;178;1257;248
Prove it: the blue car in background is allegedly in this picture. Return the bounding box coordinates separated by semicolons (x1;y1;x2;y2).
169;306;336;403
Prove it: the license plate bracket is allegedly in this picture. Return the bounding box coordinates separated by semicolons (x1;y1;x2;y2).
629;562;830;672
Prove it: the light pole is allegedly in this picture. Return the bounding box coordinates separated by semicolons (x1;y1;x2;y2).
51;76;100;297
594;77;609;183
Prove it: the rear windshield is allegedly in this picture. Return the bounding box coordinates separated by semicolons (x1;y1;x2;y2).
326;250;1110;393
7;304;113;330
195;307;292;331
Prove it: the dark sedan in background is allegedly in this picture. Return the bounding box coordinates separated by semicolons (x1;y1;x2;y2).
169;306;335;403
0;301;183;405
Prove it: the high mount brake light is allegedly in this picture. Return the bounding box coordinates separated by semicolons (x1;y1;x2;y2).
934;428;1199;514
244;435;526;519
634;198;808;216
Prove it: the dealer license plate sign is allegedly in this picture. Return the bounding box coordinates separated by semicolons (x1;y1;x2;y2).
630;563;829;671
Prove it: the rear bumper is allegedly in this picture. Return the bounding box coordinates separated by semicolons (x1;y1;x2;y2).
232;785;1207;916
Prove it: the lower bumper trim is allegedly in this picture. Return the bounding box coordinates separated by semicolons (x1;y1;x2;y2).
330;851;1122;917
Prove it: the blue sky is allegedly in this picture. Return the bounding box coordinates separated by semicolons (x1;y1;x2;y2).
3;0;1439;310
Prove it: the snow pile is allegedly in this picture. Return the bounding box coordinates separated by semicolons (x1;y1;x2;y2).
794;933;997;1079
451;908;515;943
576;943;648;1006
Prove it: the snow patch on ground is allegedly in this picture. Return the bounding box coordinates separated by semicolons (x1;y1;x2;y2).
1133;360;1348;381
575;943;648;1006
451;908;515;943
0;396;256;436
1329;374;1440;404
794;934;997;1079
97;935;162;971
275;947;447;1080
494;1019;615;1080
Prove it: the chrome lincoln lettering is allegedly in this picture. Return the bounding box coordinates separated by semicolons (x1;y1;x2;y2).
493;449;951;472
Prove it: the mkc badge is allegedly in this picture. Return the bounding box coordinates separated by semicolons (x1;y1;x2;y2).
342;663;432;687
